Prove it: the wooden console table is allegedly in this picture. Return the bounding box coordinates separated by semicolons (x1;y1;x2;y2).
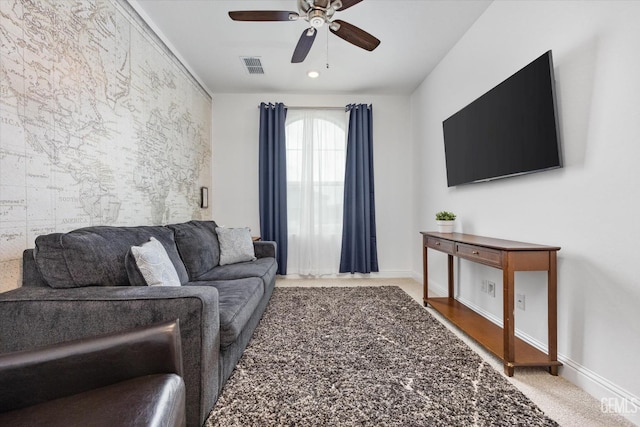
421;232;561;376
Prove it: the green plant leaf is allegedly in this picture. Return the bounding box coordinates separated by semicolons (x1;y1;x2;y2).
435;211;456;221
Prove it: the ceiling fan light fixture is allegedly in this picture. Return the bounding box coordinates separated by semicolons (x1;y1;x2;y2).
229;0;379;64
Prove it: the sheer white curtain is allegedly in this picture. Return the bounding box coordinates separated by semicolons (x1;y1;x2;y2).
285;109;347;275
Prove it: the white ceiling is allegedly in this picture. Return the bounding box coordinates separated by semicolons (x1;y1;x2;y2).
133;0;492;95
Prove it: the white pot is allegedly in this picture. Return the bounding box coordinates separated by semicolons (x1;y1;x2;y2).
436;220;455;233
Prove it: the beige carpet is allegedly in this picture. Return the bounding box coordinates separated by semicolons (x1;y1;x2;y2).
276;277;633;427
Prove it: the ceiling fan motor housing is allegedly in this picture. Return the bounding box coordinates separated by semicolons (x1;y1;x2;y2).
308;9;325;28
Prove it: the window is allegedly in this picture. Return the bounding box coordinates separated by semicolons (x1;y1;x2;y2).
285;109;347;275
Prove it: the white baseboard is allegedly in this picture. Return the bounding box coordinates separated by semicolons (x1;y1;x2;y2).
560;357;640;425
428;279;640;426
410;271;422;284
280;270;415;280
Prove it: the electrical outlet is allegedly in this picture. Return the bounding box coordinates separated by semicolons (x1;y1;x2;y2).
487;281;495;297
516;294;526;310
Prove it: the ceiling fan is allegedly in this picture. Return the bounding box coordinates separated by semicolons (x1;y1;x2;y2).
229;0;381;63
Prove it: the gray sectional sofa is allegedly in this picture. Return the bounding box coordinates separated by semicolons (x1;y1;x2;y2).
0;220;277;427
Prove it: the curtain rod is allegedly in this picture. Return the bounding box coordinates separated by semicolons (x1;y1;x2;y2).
258;105;346;111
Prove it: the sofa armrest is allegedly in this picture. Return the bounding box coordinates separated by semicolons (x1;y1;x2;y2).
0;286;219;427
0;320;183;413
253;240;276;259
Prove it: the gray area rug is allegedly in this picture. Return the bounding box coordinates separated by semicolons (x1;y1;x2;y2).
206;286;558;426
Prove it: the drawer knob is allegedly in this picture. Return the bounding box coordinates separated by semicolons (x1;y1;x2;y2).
472;250;479;255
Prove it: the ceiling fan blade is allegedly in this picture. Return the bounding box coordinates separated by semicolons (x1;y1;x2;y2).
291;28;317;63
330;19;380;51
228;11;298;22
337;0;363;11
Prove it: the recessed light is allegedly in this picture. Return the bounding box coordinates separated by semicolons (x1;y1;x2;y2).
307;70;320;79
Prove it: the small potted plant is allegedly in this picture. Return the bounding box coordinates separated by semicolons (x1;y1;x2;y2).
435;211;456;233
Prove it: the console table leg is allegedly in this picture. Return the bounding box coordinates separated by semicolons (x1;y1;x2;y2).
503;265;516;377
447;254;454;298
423;243;429;306
505;364;515;377
548;251;559;376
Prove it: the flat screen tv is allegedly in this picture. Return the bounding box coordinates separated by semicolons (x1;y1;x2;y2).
442;50;561;187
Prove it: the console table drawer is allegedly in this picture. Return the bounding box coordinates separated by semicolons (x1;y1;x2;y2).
427;237;455;254
456;243;502;268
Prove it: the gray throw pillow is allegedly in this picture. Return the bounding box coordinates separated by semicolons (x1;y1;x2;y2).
130;237;181;286
215;227;257;266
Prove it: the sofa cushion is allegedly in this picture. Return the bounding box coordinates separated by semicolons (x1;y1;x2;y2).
192;257;277;293
185;278;263;348
34;226;188;288
167;221;220;280
215;227;256;266
129;237;182;287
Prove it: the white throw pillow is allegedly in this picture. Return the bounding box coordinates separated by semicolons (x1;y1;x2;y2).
215;227;257;266
130;237;181;286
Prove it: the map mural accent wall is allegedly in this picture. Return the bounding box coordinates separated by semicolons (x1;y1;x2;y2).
0;0;213;292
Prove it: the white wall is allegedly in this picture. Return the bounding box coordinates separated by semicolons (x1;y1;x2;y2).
212;93;413;276
411;1;640;423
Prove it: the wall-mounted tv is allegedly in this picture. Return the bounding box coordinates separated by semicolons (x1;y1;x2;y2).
442;50;561;187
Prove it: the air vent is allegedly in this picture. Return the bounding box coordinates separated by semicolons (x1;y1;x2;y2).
241;57;264;75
